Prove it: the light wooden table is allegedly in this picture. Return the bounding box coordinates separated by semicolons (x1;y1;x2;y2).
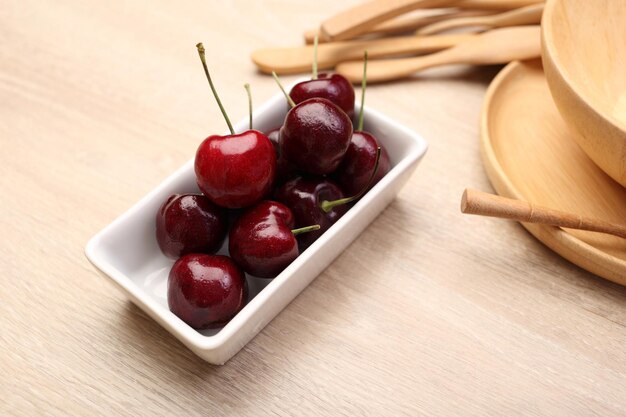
2;1;625;416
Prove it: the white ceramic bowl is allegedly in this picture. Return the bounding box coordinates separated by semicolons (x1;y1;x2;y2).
85;90;428;365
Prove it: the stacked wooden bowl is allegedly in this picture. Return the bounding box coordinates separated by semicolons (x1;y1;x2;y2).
481;0;626;284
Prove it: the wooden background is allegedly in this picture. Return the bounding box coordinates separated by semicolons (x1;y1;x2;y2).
1;1;625;415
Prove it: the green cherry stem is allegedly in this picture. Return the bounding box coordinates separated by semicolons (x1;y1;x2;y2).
244;83;252;130
312;35;319;80
320;146;382;213
272;71;296;108
357;50;368;132
291;225;321;236
196;42;234;134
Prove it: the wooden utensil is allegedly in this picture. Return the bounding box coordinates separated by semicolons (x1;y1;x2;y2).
542;0;626;186
461;189;626;239
304;9;492;44
417;3;543;35
481;59;626;285
460;0;543;10
318;0;543;42
335;25;540;83
252;34;472;75
319;0;461;42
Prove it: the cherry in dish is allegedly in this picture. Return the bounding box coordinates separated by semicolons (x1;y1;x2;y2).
168;254;247;329
288;37;355;117
194;43;276;208
156;194;227;259
290;73;355;119
229;200;319;278
195;130;276;208
278;96;353;175
265;127;296;183
335;132;390;195
274;177;348;249
335;52;390;195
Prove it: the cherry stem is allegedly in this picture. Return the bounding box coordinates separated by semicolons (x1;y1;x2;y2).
272;71;296;108
291;225;321;236
196;43;234;135
357;50;368;132
320;146;381;213
244;83;252;130
312;35;319;80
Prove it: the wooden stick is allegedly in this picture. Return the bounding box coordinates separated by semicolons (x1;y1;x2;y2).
317;0;543;42
304;9;492;44
335;26;540;83
416;3;544;35
460;0;543;10
319;0;461;42
251;33;472;75
460;189;626;239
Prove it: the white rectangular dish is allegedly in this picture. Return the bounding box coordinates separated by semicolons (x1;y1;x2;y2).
85;90;428;365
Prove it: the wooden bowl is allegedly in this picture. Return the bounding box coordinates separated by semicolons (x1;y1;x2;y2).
542;0;626;187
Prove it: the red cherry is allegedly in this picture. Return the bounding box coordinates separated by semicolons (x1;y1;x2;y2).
266;127;297;183
156;194;227;259
275;177;348;249
195;130;276;208
335;51;390;195
194;43;276;208
334;132;391;195
168;254;247;329
280;98;352;175
229;201;317;278
289;73;355;118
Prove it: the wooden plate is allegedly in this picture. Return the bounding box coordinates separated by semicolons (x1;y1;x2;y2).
481;60;626;285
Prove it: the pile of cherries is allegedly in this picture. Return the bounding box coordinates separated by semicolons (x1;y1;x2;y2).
156;43;390;329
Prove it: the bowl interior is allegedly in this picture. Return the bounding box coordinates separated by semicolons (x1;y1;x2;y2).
88;92;423;338
544;0;626;127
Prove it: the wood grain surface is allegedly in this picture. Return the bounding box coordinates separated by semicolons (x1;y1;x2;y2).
1;1;625;416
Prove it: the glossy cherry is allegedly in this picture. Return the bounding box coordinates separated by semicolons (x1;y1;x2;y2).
290;73;355;118
335;50;390;195
275;177;348;249
229;201;319;278
156;194;227;259
335;132;390;195
194;43;276;208
288;37;355;118
195;130;276;208
279;97;353;175
168;254;247;329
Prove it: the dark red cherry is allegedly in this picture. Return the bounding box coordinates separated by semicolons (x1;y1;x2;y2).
229;201;317;278
156;194;227;259
280;98;352;175
194;43;276;209
266;127;297;183
168;254;247;329
266;127;281;155
289;73;355;118
275;177;348;249
195;130;276;208
334;131;391;195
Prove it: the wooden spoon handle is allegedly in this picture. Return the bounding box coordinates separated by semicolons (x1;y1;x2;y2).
417;3;544;35
336;26;540;83
461;189;626;239
251;34;471;75
304;9;492;44
319;0;462;41
460;0;543;10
